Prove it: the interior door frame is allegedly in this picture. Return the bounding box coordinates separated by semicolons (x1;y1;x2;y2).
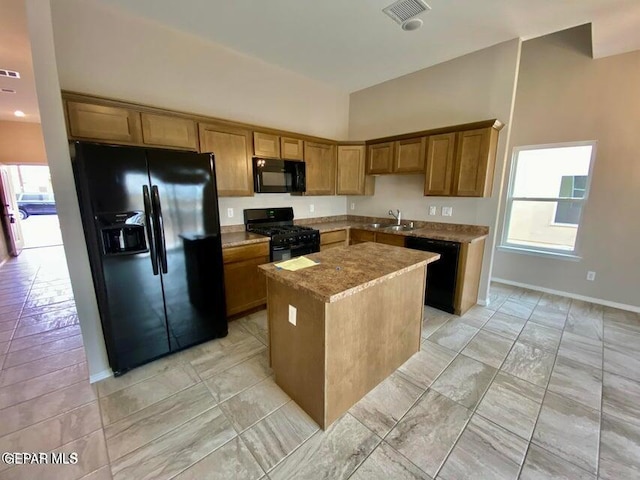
0;164;25;256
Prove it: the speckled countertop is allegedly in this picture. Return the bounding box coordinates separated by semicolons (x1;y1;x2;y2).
258;242;440;303
220;231;269;248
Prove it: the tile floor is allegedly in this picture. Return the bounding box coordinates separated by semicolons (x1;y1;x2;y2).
0;247;639;479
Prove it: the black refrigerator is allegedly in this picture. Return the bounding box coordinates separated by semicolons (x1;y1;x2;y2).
72;142;227;376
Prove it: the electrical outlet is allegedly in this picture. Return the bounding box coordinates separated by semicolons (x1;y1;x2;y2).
288;305;297;326
586;271;596;281
227;208;234;218
442;206;453;217
309;204;315;213
429;206;437;216
350;202;356;211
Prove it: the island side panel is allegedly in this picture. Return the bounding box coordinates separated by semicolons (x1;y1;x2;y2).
266;278;326;427
324;266;426;427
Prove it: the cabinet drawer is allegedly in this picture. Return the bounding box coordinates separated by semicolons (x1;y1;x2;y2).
222;242;270;264
349;229;375;244
320;229;347;245
375;232;406;247
141;113;198;150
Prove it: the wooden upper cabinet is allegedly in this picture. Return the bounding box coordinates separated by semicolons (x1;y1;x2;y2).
253;132;280;158
281;136;304;160
425;133;456;196
304;141;336;195
66;101;142;144
453;127;498;197
394;137;426;173
199;123;254;197
336;145;373;195
141;113;197;150
366;142;394;174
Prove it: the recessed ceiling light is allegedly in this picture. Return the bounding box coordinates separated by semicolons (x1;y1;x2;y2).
14;110;25;117
402;18;423;31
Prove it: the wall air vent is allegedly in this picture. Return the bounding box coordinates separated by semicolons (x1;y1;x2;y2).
383;0;431;25
1;88;16;94
0;69;21;79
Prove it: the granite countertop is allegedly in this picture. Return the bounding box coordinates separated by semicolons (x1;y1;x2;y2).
258;242;440;303
220;231;270;248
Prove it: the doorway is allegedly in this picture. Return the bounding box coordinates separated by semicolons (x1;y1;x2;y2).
5;164;62;249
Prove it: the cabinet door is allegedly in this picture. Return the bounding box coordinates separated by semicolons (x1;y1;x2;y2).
349;229;375;245
320;229;347;250
375;232;405;247
141;113;197;150
66;101;142;144
394;137;426;173
253;132;281;158
366;142;394;174
453;128;495;197
304;142;337;195
337;145;366;195
281;137;304;160
223;256;269;316
424;133;456;196
199;123;253;196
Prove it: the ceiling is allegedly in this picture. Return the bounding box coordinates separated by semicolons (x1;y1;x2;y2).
1;0;639;124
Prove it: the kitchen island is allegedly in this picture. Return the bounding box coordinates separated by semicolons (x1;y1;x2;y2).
258;242;440;429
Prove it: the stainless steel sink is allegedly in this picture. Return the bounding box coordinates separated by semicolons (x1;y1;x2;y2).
385;224;417;232
364;223;391;229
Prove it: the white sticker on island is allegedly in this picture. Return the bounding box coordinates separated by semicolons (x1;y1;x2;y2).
288;305;297;326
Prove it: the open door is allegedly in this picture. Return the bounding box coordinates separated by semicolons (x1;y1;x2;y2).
0;165;25;256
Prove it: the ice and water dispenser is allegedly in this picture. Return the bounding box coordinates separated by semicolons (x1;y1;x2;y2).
96;212;148;255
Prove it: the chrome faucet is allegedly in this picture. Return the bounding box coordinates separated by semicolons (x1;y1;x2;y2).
388;209;402;225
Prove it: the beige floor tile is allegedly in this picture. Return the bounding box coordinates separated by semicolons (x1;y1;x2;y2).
508;288;542;306
532;391;600;474
421;308;454;339
78;466;112;480
439;414;528;480
599;413;640;480
241;400;319;471
537;293;572;312
482;312;526;340
104;383;217;461
8;324;81;352
351;442;431;480
497;299;534;320
397;340;456;389
219;377;290;432
0;380;97;437
0;330;12;343
565;300;603;340
529;305;567;330
350;372;423;437
190;336;266;380
173;436;264;480
557;331;602;369
461;330;514;369
428;321;478;352
458;305;495;328
476;371;544;440
3;334;83;368
602;371;640;427
501;341;555;387
99;364;200;425
520;444;595;480
0;347;86;388
604;343;640;382
432;355;496;409
0;402;101;472
204;350;272;403
269;413;379;480
547;356;602;410
111;407;236;480
237;310;268;345
0;362;88;409
518;322;562;351
0;319;18;334
387;389;471;477
604;322;640;353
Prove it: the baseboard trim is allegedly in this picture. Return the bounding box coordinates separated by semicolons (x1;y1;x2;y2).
492;277;640;313
477;298;489;307
89;369;113;384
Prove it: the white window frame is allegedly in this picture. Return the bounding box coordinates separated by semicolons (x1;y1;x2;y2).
500;140;597;258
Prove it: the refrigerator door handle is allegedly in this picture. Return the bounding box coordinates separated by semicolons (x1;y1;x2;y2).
151;185;168;274
142;185;159;275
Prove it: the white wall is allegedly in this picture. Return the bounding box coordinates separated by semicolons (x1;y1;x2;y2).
348;39;522;302
493;25;640;309
25;0;109;381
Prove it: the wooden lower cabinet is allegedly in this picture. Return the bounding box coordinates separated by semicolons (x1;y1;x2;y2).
222;243;269;317
455;239;486;315
320;229;348;251
349;229;406;247
374;232;406;247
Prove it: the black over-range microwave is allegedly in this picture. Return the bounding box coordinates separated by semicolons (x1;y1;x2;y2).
252;158;306;193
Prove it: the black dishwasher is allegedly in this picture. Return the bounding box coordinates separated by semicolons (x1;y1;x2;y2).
406;237;460;314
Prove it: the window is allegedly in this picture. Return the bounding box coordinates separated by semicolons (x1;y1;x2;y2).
502;142;596;255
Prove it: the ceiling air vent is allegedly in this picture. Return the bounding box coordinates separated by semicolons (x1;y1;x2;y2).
0;69;21;79
1;88;16;94
383;0;431;25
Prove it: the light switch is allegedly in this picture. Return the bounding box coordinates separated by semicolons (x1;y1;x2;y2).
227;208;234;218
288;305;297;326
587;271;596;281
429;206;437;216
442;207;453;217
350;202;356;211
309;204;315;213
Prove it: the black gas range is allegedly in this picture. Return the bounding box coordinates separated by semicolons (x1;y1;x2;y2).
244;207;320;261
